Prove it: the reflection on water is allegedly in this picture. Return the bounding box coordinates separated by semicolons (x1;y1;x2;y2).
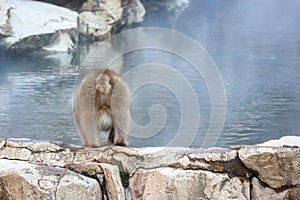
0;52;79;144
1;0;300;147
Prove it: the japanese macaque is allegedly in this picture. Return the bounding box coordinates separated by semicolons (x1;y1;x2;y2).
73;69;130;147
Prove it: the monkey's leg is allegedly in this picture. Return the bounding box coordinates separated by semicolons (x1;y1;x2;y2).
110;76;130;146
108;127;115;144
79;113;102;147
112;125;128;146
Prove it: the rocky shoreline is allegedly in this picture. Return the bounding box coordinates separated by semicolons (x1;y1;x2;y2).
0;137;299;199
0;0;188;53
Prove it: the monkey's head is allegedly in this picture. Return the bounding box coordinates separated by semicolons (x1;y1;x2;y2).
95;74;112;95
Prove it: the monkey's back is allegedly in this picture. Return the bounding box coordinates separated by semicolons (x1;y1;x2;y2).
73;68;130;147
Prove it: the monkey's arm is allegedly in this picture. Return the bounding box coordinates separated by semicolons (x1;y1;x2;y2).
110;77;130;145
73;71;102;147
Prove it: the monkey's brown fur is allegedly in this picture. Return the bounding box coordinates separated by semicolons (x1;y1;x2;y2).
73;69;130;147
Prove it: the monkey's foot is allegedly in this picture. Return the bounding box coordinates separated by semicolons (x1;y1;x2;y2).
115;140;128;147
107;138;128;147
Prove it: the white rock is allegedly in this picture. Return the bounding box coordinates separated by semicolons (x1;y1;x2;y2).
79;11;110;39
258;135;300;147
0;159;101;200
129;167;250;200
125;0;146;24
79;0;123;40
0;0;78;52
81;0;123;22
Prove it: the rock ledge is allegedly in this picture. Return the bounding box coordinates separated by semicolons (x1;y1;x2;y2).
0;138;299;199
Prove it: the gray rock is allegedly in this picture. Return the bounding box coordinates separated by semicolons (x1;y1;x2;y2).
129;167;250;200
0;139;74;167
0;0;78;52
79;0;123;40
251;177;300;200
72;146;250;178
251;177;287;200
0;139;32;160
0;159;101;200
3;139;300;199
283;188;300;200
0;140;249;177
239;147;300;189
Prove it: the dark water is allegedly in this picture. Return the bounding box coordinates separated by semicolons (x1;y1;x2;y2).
1;0;300;147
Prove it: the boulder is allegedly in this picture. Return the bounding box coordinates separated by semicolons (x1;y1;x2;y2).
72;146;251;178
0;139;249;178
79;11;112;40
0;0;78;52
129;167;250;200
123;0;146;24
283;188;300;200
239;147;300;189
79;0;123;40
78;0;145;40
0;159;101;200
0;139;74;167
251;177;297;200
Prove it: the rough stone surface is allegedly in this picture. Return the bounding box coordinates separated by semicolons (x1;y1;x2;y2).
251;177;286;200
252;177;300;200
0;139;74;167
129;167;250;200
72;146;250;178
0;139;249;177
78;0;146;40
239;147;300;189
100;163;126;200
0;159;101;200
283;188;300;200
1;138;300;199
1;0;191;52
123;0;146;24
79;11;112;40
0;0;78;52
79;0;123;40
